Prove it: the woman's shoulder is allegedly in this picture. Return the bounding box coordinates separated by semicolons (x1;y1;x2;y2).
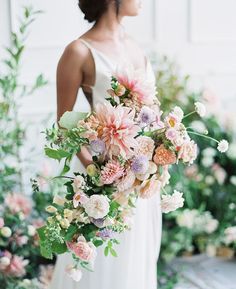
62;38;90;62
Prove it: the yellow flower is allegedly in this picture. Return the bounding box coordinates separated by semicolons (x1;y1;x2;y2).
86;164;98;177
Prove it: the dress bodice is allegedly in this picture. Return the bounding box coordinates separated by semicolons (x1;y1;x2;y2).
74;39;155;111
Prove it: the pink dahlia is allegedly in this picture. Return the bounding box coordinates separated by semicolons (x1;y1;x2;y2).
101;160;124;185
5;193;32;216
95;103;139;158
115;67;156;106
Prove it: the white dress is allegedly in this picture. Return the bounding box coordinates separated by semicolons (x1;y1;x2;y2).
50;39;162;289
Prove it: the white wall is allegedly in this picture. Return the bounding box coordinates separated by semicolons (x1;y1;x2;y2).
1;0;235;117
1;0;236;183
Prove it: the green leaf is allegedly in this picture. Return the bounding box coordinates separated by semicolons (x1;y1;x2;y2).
45;147;70;160
40;240;53;259
37;226;47;241
93;240;104;247
59;111;88;129
65;225;78;241
110;248;118;257
104;246;109;257
51;241;67;254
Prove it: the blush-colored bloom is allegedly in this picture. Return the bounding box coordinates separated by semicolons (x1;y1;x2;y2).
178;140;198;165
66;265;83;282
84;195;110;219
161;190;184;213
131;155;149;175
101;160;124;185
217;139;229;153
138;175;162;199
194;102;206;117
73;176;85;192
67;237;96;262
115;67;157;106
5;193;32;216
95;103;139;158
0;218;4;229
117;169;136;192
134;136;155;160
153;145;177;166
5;255;29;277
224;226;236;244
73;191;89;208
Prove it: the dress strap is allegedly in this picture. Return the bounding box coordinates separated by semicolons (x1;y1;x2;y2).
79;38;95;52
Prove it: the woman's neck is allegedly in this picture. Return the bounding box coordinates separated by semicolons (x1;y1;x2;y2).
93;11;125;42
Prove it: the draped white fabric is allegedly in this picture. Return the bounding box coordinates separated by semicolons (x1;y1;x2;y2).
49;39;162;289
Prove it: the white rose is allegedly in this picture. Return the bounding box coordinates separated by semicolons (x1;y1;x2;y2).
1;226;12;237
0;256;11;268
84;195;110;219
27;225;36;236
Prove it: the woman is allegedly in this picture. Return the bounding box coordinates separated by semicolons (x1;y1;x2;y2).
50;1;162;288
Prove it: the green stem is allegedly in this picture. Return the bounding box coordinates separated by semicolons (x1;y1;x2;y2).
183;111;196;119
187;130;219;143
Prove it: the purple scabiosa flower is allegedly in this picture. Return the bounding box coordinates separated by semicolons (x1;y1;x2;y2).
91;218;105;228
97;228;114;240
138;106;156;126
90;139;105;154
131;155;149;175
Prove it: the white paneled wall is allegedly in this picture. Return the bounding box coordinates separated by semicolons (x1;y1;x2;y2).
1;0;236;115
1;0;236;183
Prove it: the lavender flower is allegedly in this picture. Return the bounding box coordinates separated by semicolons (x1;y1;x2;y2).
131;155;149;175
97;228;114;240
91;218;105;228
90;139;105;154
138;106;156;126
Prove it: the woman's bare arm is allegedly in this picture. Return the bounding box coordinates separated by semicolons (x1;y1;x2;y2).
57;41;93;167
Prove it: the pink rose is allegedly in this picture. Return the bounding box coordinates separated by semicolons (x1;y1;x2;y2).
5;193;32;216
67;238;96;262
0;218;4;229
4;255;28;277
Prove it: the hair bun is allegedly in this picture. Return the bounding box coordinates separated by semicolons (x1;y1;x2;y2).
78;0;108;23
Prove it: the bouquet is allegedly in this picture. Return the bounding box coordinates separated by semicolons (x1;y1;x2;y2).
38;68;228;282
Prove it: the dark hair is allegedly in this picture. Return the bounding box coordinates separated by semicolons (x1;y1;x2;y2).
78;0;121;23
